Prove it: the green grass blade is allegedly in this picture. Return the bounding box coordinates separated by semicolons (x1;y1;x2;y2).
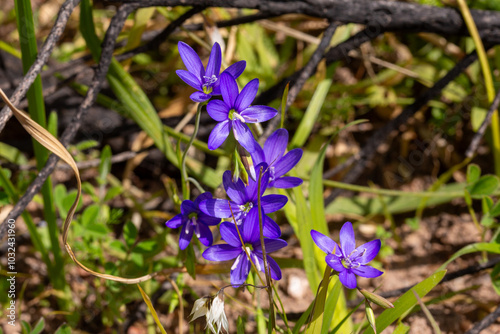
306;267;332;334
439;242;500;271
363;270;447;334
320;279;342;334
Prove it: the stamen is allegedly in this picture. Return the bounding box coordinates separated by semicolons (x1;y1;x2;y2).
233;112;246;123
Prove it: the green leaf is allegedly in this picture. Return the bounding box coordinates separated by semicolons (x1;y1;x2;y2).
54;324;72;334
439;243;500;270
30;318;45;334
305;267;332;334
21;320;31;334
467;175;500;196
364;270;446;334
491;262;500;295
133;240;159;255
186;244;196;279
290;64;335;148
320;279;342;334
123;221;138;248
104;186;123;202
98;145;112;186
81;204;99;227
393;322;411;334
0;142;28;165
237;316;246;334
489;200;500;217
467;164;481;184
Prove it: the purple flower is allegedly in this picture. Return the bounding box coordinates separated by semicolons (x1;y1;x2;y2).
206;73;278;152
176;41;246;103
311;222;383;289
166;193;221;250
251;129;303;188
203;208;287;286
199;167;287;238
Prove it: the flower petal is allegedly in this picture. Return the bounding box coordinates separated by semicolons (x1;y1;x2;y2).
199;198;240;218
176;70;202;90
219;222;242;247
245;163;269;202
194;192;213;206
203;244;241;261
178;41;204;77
339;269;357;289
220;72;239;107
240;105;278;123
208;120;231;150
242;207;261;244
196;223;213;247
223;60;246;79
207;100;230;122
190;91;211;102
250;143;266;166
272;176;303;189
261;194;288;213
273;149;303;178
266;256;282;280
205;42;222;78
339;222;356;255
351;265;384;278
179;222;194;250
325;253;345;272
263;215;282;238
264;129;288;166
311;230;338;254
235;78;259;111
166;214;184;229
180;200;196;215
230;252;251;286
356;239;382;264
257;238;287;253
198;212;221;226
233;120;257;153
223;170;248;205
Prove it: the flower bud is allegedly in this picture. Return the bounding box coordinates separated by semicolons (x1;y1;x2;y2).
359;289;394;309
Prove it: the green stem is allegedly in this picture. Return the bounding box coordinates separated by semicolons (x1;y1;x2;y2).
257;166;275;332
457;0;500;176
14;0;64;288
181;102;204;199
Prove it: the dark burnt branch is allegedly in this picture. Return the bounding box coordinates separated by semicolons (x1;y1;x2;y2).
109;0;500;44
323;50;481;205
466;88;500;158
465;303;500;334
0;4;139;240
0;0;81;134
260;22;339;142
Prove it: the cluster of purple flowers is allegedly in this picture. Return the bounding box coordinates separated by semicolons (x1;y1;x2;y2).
167;41;382;288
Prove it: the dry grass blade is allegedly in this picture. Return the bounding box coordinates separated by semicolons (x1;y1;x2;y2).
0;88;157;284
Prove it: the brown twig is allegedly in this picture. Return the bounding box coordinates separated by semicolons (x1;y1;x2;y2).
0;0;81;134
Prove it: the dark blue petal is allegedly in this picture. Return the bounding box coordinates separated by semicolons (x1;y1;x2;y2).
198;212;221;226
340;222;356;256
266;256;282;280
223;170;248;205
339;269;357;289
250;142;266;166
219;222;242;247
220;72;239;107
311;230;338;254
232;120;257;153
254;238;287;253
273;149;303;179
205;42;222;78
207;100;230;121
230;252;251;286
166;214;184;229
355;239;381;264
194;192;214;207
178;41;204;78
190;91;211;102
325;253;345;272
246;163;269;202
196;223;213;247
240;105;278;123
272;176;303;189
223;60;246;79
351;265;384;278
235;78;259;111
176;70;202;90
264;129;288;166
199;198;240;218
261;194;288;213
203;244;241;261
263;215;282;238
180;200;196;215
242;207;261;244
208;120;231;150
179;222;194;250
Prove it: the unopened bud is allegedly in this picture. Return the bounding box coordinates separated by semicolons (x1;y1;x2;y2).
359;289;394;309
365;300;377;334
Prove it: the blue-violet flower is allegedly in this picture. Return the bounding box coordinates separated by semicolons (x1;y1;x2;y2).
251;128;303;188
311;222;383;289
166;192;221;250
206;73;278;152
176;41;246;103
203;208;287;286
199;166;286;238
